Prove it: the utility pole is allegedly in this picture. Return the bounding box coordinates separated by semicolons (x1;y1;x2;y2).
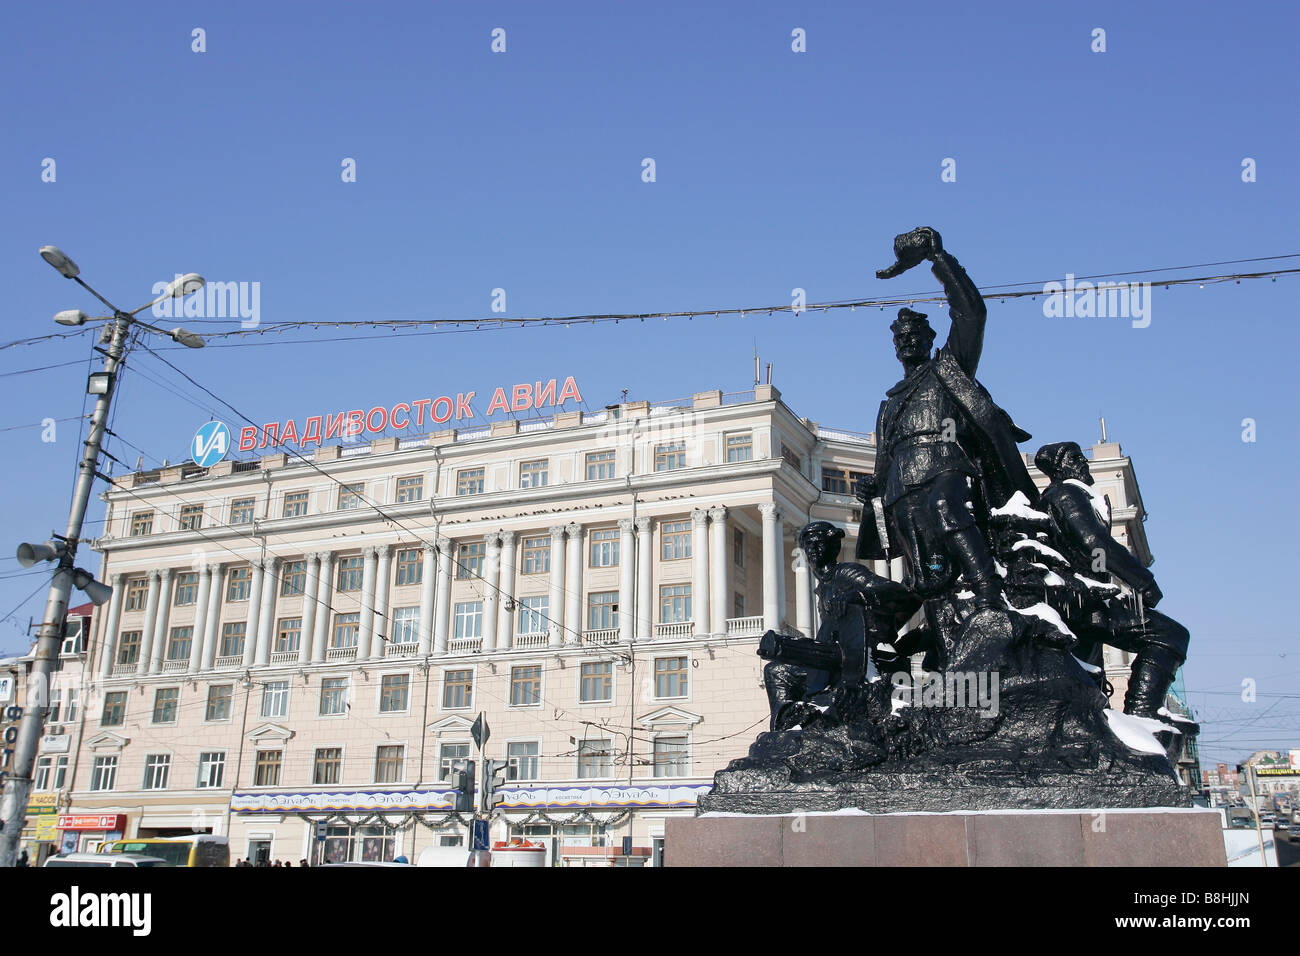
0;249;205;867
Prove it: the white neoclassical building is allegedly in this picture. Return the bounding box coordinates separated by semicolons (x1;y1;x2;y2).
51;384;1157;865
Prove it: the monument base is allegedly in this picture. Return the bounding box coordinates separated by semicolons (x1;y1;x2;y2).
664;808;1227;867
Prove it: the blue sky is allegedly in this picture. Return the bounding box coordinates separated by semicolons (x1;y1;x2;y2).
1;0;1296;766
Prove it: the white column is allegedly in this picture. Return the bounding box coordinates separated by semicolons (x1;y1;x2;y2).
709;506;729;635
243;561;265;667
311;553;335;663
255;556;279;666
760;503;781;632
777;522;789;632
482;534;501;653
357;547;379;660
137;570;160;675
98;574;125;679
565;522;583;646
188;564;213;673
547;526;566;647
433;537;453;654
690;509;709;636
496;532;517;650
793;548;813;638
418;545;437;656
618;519;635;644
149;568;173;674
371;545;393;660
202;564;224;670
299;555;320;665
635;517;652;643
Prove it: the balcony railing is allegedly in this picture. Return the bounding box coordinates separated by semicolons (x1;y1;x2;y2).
112;662;137;676
270;651;298;664
513;632;549;649
326;646;358;661
162;660;188;672
214;655;242;670
582;628;620;646
725;616;764;638
384;642;419;658
654;621;694;640
448;637;482;654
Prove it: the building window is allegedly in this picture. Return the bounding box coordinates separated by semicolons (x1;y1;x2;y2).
130;511;153;536
654;442;685;472
336;555;364;592
456;542;484;579
521;536;550;574
166;626;193;661
261;680;290;718
655;657;689;698
332;612;360;647
179;503;204;531
515;596;549;637
152;687;179;723
34;755;68;791
282;491;310;518
443;669;473;710
439;743;469;782
577;739;613;779
394;548;422;586
124;577;148;611
116;631;141;666
390;606;419;645
206;685;233;721
142;754;171;790
226;566;251;601
90;755;118;792
254;750;282;787
395;475;424;503
507;741;540;781
660;584;692;623
456;467;485;496
519;459;549;488
589;528;619;567
726;432;754;463
821;467;849;495
580;661;613;703
453;602;482;642
586;449;616;480
313;748;343;785
653;736;690;777
733;528;744;566
280;560;307;596
338;483;365;510
102;691;127;726
219;622;245;658
661;520;692;560
734;592;745;618
197;752;225;789
379;674;410;713
374;745;404;783
510;665;542;707
172;573;198;606
319;678;348;716
274;618;302;654
587;591;619;631
230;497;256;525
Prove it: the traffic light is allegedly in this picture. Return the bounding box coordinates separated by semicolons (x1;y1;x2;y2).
481;759;509;813
452;759;475;813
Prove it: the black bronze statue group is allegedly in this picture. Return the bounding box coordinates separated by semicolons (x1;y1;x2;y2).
701;228;1195;813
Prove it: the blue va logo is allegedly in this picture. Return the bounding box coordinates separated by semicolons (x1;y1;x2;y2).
192;421;231;467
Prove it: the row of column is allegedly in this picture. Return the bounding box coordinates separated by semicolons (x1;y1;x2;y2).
98;502;797;677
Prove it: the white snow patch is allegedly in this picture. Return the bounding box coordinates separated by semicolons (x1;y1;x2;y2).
1011;538;1069;563
955;590;975;600
875;643;897;653
1104;709;1179;756
1074;572;1120;594
1016;601;1075;637
991;490;1050;522
1073;655;1103;675
1066;477;1110;524
994;561;1007;578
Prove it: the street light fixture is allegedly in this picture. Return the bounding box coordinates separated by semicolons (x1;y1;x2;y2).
0;247;209;868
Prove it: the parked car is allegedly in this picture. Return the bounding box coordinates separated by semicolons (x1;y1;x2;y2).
45;853;168;867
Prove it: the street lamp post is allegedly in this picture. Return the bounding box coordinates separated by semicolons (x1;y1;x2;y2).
0;249;205;867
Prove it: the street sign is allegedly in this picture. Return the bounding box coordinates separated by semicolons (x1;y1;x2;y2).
315;822;328;842
471;818;490;851
471;713;490;751
191;421;231;467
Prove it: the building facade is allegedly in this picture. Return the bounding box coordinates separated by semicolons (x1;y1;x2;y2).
35;385;1168;865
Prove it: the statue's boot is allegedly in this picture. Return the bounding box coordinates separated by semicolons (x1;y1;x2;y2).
944;525;1002;610
1123;653;1179;719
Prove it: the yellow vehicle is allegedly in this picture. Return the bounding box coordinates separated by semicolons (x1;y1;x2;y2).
98;835;230;867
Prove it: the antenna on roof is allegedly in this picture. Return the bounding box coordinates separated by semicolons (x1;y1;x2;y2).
1099;416;1108;443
